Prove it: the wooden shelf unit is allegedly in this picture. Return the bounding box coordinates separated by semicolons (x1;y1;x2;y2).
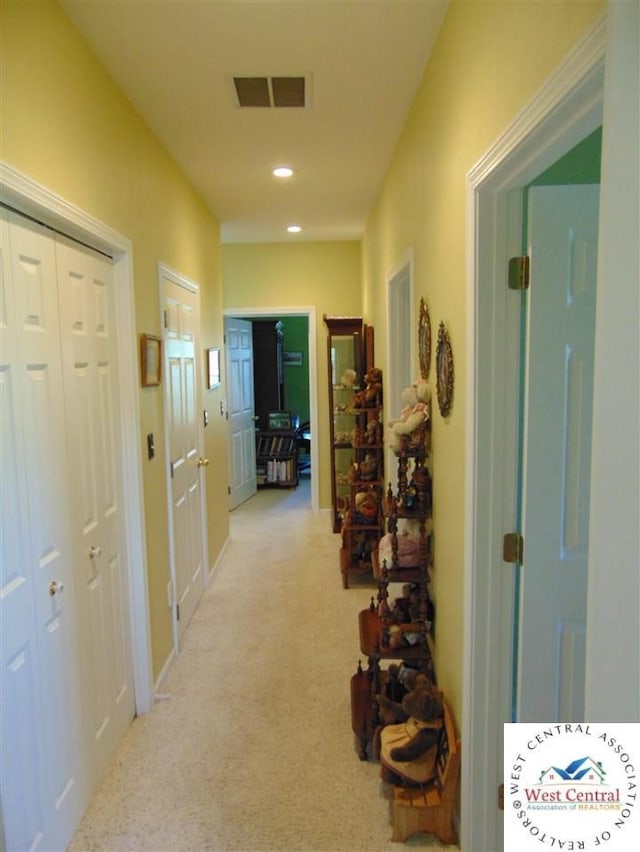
255;430;298;488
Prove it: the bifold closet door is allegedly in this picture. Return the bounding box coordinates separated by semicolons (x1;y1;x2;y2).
0;211;135;850
55;235;135;784
1;211;86;851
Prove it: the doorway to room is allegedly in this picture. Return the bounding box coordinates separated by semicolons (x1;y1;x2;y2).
462;23;605;851
223;306;319;513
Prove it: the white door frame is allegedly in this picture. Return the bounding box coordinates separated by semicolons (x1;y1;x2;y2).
385;248;415;482
0;162;154;715
159;262;209;654
461;17;606;850
224;306;319;513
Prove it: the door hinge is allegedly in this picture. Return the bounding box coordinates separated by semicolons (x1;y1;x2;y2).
176;603;180;621
498;783;504;810
227;485;231;495
163;309;168;328
503;532;524;564
508;255;530;290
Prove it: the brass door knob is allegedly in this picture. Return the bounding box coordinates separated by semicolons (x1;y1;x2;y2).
197;457;210;467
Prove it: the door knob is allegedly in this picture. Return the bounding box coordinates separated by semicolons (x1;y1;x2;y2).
48;580;64;596
89;545;102;559
197;457;210;467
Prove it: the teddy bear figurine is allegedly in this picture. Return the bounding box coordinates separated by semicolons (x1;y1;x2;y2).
376;674;444;787
388;379;431;453
352;367;383;409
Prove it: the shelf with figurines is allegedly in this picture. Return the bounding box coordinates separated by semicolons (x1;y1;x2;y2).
350;379;436;759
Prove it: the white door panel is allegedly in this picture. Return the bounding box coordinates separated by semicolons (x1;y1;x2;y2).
225;317;256;509
56;237;135;781
163;275;205;643
0;212;85;851
518;184;599;721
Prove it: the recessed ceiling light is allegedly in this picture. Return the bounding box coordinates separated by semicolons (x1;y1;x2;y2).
273;167;293;178
287;225;301;233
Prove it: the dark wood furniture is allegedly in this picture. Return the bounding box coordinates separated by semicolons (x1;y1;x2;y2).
350;420;435;757
255;429;298;488
323;315;366;533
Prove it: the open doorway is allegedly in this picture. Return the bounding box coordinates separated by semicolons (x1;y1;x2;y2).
223;306;319;513
461;21;605;851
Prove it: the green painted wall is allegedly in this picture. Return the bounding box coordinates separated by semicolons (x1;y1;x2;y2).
281;316;310;426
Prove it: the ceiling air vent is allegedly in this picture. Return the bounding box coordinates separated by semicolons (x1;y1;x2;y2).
233;76;306;108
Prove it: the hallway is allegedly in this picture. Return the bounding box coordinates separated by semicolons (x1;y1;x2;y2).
69;482;444;851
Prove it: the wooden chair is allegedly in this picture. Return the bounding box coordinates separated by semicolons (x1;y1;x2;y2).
390;700;460;845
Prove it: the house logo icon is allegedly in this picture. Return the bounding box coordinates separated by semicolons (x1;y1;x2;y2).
538;756;606;786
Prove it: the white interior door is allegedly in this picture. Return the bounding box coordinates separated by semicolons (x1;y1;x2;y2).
55;235;135;782
518;184;599;721
224;317;257;509
163;272;206;643
1;211;85;851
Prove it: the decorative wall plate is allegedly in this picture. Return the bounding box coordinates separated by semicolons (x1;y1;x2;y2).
436;321;454;417
418;297;431;380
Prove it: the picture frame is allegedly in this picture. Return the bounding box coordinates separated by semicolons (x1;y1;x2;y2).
418;297;431;380
140;333;162;387
283;350;303;367
436;321;454;417
207;347;221;389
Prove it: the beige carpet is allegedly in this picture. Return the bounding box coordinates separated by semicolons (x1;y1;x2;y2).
69;480;446;851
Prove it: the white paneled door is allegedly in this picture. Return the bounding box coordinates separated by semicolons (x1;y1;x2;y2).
518;185;599;722
56;235;135;782
163;272;206;643
224;317;257;509
0;210;134;850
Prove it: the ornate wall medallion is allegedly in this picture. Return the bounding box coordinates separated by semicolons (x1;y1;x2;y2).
436;321;454;417
418;297;431;380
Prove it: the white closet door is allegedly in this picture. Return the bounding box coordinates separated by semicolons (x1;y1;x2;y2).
55;236;135;784
0;211;85;851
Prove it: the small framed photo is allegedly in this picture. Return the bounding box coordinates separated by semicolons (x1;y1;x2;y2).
283;350;303;367
207;348;221;390
141;334;162;387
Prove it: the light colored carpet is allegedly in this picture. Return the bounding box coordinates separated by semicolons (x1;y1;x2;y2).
69;480;446;851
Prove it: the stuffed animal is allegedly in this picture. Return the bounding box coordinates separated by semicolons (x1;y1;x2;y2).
388;379;431;452
377;674;444;786
352;367;383;409
340;368;357;388
354;489;379;523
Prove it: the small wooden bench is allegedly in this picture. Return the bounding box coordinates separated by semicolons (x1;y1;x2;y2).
390;700;460;845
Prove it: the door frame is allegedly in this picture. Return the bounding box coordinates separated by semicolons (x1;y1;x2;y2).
461;17;606;850
223;306;319;513
159;263;209;653
385;248;415;487
0;161;154;715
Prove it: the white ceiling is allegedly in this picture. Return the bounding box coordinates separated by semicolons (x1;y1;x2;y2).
59;0;448;243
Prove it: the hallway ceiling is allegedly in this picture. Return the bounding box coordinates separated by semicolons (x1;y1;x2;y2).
59;0;448;244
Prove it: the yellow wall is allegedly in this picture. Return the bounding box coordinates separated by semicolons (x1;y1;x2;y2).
1;0;228;680
362;0;604;719
222;241;362;508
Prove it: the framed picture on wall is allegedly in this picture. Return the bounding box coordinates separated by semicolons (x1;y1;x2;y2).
207;348;221;389
283;350;303;367
141;334;162;387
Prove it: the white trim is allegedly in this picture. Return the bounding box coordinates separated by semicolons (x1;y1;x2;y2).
224;306;320;513
0;161;154;716
462;16;605;850
385;247;415;482
208;533;231;582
